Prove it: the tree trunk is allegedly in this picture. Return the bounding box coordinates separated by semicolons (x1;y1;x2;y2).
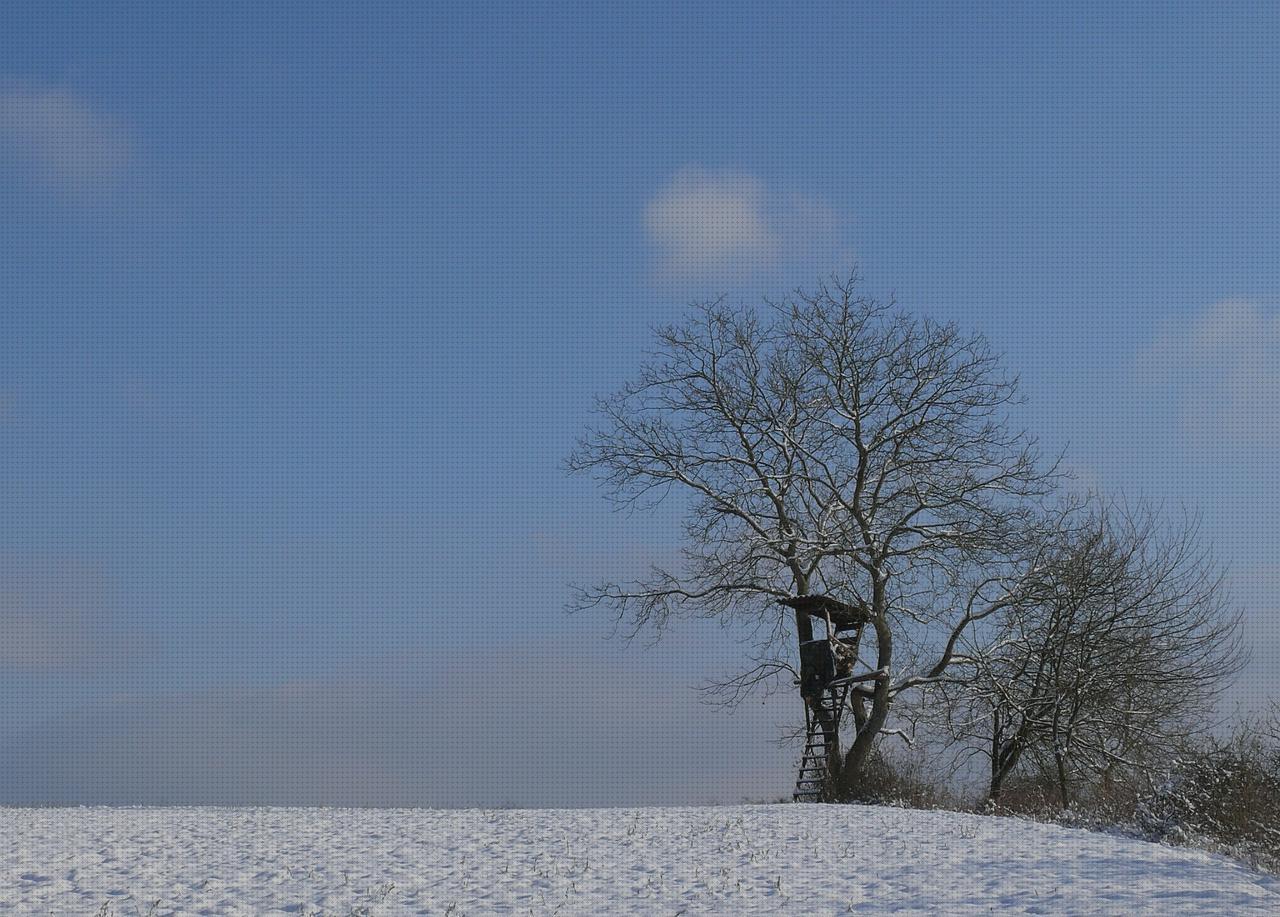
987;709;1028;806
989;743;1025;805
1055;751;1072;810
989;710;1006;803
988;769;1005;804
833;588;892;801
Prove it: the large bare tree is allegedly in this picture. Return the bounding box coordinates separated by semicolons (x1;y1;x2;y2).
569;276;1055;798
944;498;1245;809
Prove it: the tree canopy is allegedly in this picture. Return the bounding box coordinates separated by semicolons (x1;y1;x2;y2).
571;276;1061;795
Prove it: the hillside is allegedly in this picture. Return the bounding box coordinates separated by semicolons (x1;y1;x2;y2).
3;805;1277;914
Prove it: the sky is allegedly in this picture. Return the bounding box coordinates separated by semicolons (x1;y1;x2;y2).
1;1;1278;805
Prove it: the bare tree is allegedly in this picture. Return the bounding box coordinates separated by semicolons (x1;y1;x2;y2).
569;275;1055;798
948;498;1245;809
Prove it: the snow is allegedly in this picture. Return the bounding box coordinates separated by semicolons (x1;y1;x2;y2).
2;804;1276;915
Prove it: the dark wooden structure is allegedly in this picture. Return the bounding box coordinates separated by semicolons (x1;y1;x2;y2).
798;638;838;696
779;593;870;632
781;593;871;802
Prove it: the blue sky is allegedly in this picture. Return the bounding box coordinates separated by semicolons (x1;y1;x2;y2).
1;1;1278;804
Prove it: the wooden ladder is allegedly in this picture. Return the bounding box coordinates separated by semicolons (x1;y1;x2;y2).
793;682;848;802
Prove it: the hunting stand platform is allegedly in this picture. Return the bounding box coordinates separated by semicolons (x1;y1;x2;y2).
781;594;871;802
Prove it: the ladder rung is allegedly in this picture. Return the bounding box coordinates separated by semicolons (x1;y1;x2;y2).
799;695;843;800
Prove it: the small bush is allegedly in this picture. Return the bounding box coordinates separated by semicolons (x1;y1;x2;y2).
839;748;958;810
977;728;1280;873
1134;734;1280;872
985;771;1067;817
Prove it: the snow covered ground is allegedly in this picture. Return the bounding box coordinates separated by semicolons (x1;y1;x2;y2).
2;805;1276;915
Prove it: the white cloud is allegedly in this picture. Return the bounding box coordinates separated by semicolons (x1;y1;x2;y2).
644;166;851;286
1138;298;1280;446
0;87;131;191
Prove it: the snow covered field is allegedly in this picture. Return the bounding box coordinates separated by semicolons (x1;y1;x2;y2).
2;805;1277;915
